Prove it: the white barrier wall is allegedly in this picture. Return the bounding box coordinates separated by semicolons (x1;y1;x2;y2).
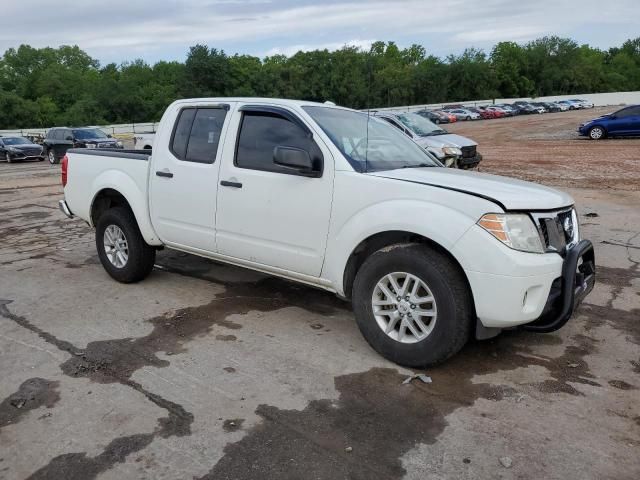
2;91;639;137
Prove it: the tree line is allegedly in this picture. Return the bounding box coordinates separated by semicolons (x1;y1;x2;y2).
0;36;639;129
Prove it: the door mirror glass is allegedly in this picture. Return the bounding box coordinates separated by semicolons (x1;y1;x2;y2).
273;146;317;176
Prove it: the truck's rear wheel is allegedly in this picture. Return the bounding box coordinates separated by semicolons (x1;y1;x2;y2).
352;243;473;367
96;207;155;283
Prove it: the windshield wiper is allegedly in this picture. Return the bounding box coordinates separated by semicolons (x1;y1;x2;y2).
399;163;434;169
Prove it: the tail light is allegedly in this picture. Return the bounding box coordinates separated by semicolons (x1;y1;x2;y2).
61;155;68;187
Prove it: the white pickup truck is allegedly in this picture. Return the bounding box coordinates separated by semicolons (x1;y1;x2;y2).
58;98;595;366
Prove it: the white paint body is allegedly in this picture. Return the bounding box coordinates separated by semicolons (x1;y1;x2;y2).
63;98;576;329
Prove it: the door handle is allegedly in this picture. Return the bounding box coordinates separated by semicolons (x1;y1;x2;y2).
220;180;242;188
156;170;173;178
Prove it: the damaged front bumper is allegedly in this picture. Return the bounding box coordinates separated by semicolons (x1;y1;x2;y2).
523;239;596;333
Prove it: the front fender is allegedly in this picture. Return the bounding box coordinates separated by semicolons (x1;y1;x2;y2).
322;199;477;295
89;170;161;245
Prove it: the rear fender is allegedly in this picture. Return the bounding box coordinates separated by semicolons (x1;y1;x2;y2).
90;170;161;245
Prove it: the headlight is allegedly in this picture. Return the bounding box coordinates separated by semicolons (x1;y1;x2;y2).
442;146;462;157
86;143;97;149
7;147;18;152
478;213;544;253
116;141;123;148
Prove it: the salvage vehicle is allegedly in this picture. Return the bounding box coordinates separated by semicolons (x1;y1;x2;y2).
578;104;640;139
374;111;482;168
416;110;449;124
482;106;507;118
443;108;481;121
43;127;123;164
0;136;44;163
58;98;595;367
569;99;594;109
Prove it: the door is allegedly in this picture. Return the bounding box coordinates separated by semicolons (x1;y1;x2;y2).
612;106;640;135
149;104;232;251
215;105;333;277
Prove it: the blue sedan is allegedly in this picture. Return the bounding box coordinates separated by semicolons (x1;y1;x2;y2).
578;105;640;139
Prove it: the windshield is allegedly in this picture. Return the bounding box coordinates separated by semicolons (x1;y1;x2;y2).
303;106;440;172
394;113;447;136
72;128;108;140
2;137;31;145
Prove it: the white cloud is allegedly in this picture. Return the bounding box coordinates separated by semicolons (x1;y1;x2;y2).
0;0;638;63
264;39;374;57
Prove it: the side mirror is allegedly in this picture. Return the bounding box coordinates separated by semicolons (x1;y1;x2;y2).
65;136;74;141
273;146;318;177
107;134;113;138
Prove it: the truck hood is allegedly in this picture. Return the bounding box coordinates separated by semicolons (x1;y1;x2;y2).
369;168;573;211
414;134;476;149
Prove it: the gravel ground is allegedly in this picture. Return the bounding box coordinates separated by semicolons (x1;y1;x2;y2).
448;106;640;190
0;111;639;480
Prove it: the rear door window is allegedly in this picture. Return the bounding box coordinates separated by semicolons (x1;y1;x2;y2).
170;107;227;163
185;108;227;163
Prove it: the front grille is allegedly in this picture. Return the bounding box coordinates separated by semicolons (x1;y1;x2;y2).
531;208;578;253
22;147;42;156
461;146;476;158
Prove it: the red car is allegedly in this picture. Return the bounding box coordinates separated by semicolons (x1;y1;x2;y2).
483;106;506;118
468;107;494;119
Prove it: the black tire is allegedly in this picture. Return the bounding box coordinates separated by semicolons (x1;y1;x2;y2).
47;148;59;164
588;126;606;140
352;243;473;367
465;116;471;121
95;207;156;283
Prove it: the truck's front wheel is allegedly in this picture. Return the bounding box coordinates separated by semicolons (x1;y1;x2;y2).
96;207;155;283
352;243;473;367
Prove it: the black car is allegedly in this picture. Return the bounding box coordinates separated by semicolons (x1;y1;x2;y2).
43;127;123;164
541;102;562;113
416;110;449;124
0;136;44;163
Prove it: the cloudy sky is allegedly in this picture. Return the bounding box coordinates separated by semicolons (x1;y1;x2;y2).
1;0;638;64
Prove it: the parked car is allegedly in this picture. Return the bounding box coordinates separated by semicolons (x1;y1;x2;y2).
466;107;493;119
570;99;594;109
495;104;517;116
134;132;155;150
557;100;578;110
416;110;448;124
43;127;124;164
443;109;481;121
483;106;506;118
58;97;595;367
548;102;568;112
374;111;482;168
435;110;457;123
0;136;44;163
578;104;640;139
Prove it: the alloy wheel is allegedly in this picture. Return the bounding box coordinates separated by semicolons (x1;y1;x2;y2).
103;225;129;268
371;272;437;344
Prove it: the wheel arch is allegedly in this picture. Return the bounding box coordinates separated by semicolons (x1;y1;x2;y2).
89;184;161;246
341;231;476;315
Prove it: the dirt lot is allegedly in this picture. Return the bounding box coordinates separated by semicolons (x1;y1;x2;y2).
0;109;639;480
448;106;640;190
